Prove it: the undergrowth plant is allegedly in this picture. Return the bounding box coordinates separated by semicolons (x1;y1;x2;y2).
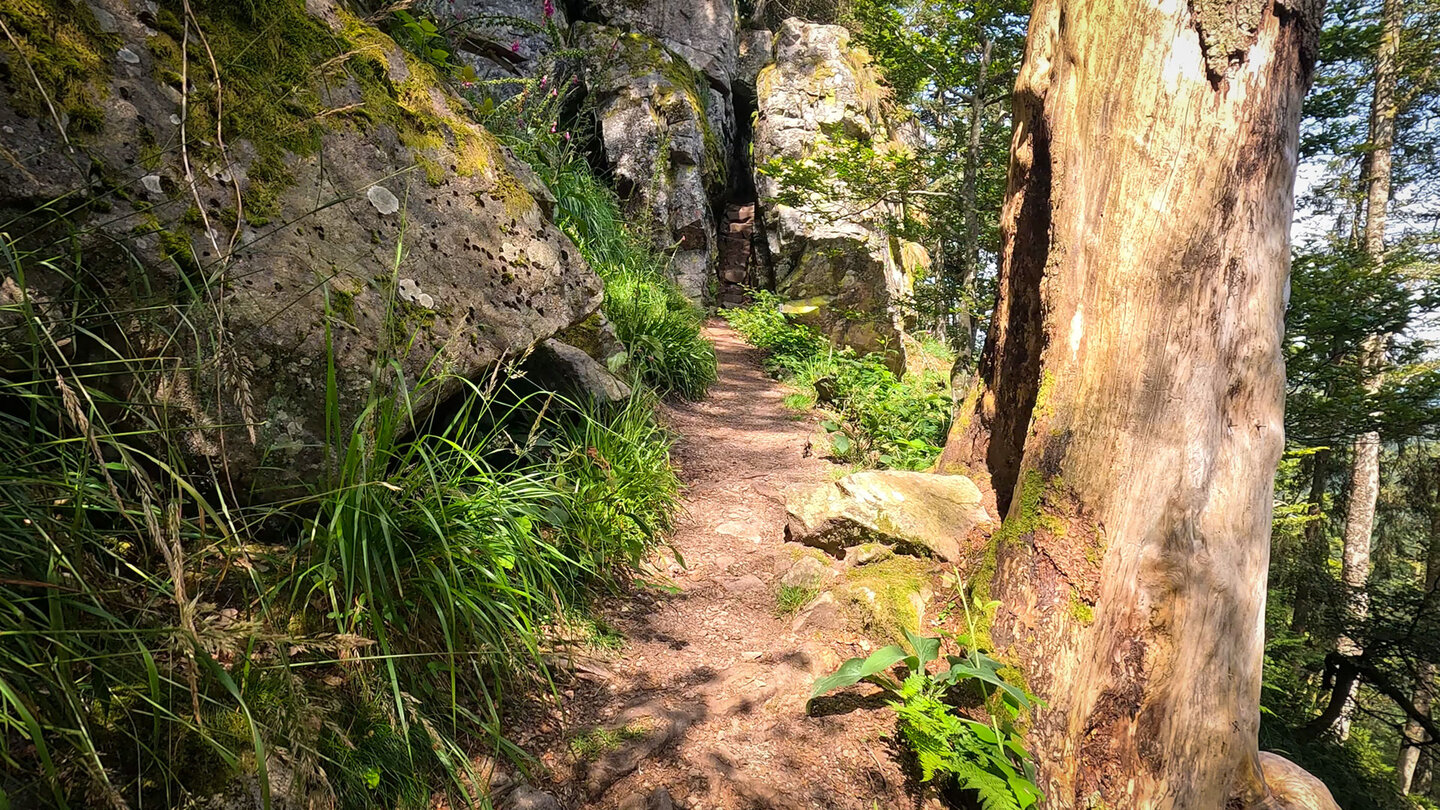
724;291;950;469
0;215;681;808
809;585;1042;810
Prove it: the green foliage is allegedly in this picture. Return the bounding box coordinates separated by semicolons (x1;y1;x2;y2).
777;584;820;616
567;721;651;761
724;293;950;469
388;9;474;78
809;604;1041;810
0;227;682;806
1285;239;1440;446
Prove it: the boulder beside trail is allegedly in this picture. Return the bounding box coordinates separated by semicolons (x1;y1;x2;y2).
575;22;726;303
0;0;601;499
784;471;991;562
523;339;632;405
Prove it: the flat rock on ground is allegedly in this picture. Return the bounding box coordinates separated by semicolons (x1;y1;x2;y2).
519;322;943;809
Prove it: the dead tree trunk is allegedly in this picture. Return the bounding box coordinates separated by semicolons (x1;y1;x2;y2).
934;0;1322;801
1334;0;1401;738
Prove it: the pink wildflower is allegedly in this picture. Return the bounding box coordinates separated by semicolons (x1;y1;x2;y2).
510;40;521;53
543;0;554;20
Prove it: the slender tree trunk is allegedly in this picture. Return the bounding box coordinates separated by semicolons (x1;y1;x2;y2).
1292;448;1332;634
1398;498;1440;793
935;0;1322;801
951;39;993;395
1334;0;1401;738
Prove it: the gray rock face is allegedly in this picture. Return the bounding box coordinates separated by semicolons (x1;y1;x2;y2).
592;0;739;92
736;28;775;92
751;19;925;373
780;554;839;589
785;471;992;562
503;784;564;810
430;0;566;97
0;0;600;499
576;22;726;302
524;338;632;404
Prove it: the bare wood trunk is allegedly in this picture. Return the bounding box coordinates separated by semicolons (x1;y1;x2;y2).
937;0;1321;802
1335;426;1379;738
1333;0;1400;738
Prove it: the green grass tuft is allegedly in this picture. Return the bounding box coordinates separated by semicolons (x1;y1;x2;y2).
777;584;820;616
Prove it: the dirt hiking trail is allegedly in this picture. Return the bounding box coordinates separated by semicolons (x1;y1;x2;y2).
517;322;942;810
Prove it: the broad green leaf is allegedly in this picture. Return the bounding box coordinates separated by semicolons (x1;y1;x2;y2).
831;433;852;454
902;627;940;673
808;645;908;701
967;719;999;744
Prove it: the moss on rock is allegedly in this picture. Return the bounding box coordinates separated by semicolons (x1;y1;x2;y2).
0;0;116;132
841;555;932;641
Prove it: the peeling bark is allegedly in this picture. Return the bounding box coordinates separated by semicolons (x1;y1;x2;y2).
940;0;1322;802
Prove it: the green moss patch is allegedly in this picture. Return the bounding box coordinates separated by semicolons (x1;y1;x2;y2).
842;554;932;641
568;720;652;761
0;0;116;132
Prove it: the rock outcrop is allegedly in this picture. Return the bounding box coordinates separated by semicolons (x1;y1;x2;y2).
751;19;922;373
430;0;566;96
785;471;992;562
0;0;600;498
591;0;739;96
576;22;726;302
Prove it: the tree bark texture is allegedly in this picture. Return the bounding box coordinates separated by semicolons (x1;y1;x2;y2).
1334;0;1400;737
936;0;1321;802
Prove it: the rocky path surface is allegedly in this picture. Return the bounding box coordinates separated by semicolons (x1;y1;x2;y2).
522;321;936;810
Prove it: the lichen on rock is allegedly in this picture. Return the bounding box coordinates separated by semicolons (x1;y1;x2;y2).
575;22;727;303
785;470;993;563
0;0;602;498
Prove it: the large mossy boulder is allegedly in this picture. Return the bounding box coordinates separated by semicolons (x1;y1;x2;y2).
785;470;992;563
0;0;600;499
575;22;726;303
751;19;924;374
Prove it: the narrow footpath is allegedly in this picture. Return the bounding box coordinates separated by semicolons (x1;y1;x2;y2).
523;322;941;810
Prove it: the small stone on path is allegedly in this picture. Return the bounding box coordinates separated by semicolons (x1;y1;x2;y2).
723;574;766;593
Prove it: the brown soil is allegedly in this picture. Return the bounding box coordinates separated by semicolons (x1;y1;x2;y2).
519;321;943;810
